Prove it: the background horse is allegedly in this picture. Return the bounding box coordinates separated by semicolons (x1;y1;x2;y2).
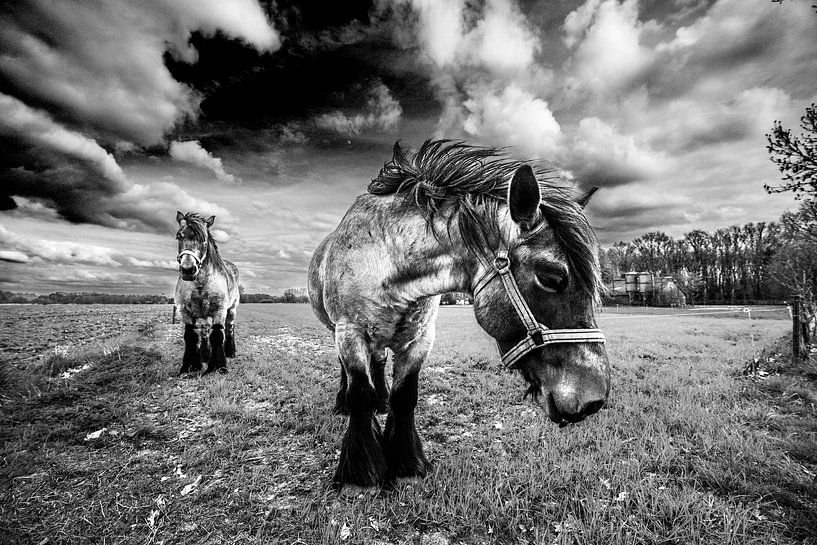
308;140;611;488
174;212;240;375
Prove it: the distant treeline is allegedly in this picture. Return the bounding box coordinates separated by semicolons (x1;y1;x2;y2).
0;290;312;304
0;291;172;304
601;200;817;306
239;293;309;303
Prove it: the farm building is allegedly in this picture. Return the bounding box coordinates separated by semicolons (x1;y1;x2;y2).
609;272;687;307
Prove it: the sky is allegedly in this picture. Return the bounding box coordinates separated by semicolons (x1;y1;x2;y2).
0;0;816;295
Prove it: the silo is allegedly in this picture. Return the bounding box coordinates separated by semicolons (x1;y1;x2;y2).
624;272;638;304
624;272;638;293
637;272;654;293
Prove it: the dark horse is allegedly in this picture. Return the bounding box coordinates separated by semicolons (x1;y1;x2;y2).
308;140;610;488
174;212;240;375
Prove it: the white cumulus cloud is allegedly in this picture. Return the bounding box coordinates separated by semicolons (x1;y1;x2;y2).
316;82;402;136
169;140;238;183
462;84;563;158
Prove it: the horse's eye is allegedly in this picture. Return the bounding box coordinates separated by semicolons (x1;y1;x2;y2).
536;267;568;293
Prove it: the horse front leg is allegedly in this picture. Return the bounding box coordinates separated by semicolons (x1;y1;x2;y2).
371;349;390;415
181;312;202;374
198;319;211;363
334;351;388;416
385;327;434;480
204;311;228;375
333;320;387;488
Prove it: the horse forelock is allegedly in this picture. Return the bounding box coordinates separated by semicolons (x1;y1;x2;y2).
367;140;601;300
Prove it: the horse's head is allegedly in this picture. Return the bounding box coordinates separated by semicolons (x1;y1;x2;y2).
472;166;610;426
175;211;214;281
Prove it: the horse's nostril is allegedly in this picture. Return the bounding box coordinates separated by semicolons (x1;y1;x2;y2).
580;399;605;417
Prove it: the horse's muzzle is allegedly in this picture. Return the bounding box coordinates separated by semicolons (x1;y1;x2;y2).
543;389;606;425
179;265;198;280
525;344;610;426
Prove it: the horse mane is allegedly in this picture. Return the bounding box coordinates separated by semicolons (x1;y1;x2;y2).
368;140;601;299
180;212;227;275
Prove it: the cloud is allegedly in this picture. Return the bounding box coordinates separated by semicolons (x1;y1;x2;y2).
0;250;30;264
315;81;402;136
0;225;119;266
642;86;798;153
123;257;177;270
0;0;280;145
461;83;563;158
169;140;238;183
567;116;670;186
564;0;653;97
386;0;556;158
101;181;236;233
563;0;602;48
0;0;276;232
461;0;540;76
0;93;126;187
397;0;466;66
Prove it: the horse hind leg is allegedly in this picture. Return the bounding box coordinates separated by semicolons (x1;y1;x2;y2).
181;324;202;373
224;308;236;358
332;359;349;415
332;321;387;488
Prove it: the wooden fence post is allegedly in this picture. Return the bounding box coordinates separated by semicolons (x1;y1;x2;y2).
792;295;801;364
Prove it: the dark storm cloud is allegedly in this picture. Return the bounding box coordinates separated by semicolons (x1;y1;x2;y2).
168;15;432;137
0;0;279;231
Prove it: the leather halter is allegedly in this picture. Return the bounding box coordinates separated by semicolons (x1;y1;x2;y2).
472;226;606;369
177;248;205;269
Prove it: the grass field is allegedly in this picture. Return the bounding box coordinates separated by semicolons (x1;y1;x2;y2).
1;303;815;544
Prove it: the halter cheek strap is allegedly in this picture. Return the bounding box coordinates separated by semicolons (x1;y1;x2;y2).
473;249;606;369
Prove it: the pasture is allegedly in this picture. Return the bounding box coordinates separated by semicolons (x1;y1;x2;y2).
1;303;815;544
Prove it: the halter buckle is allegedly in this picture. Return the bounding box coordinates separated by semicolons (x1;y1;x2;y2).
493;252;510;272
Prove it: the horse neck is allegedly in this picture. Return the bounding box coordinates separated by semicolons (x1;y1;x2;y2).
194;240;220;282
381;203;513;299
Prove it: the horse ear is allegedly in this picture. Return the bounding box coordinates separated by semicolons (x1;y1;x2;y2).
576;186;599;209
393;140;406;163
508;165;541;229
176;211;184;224
205;215;215;227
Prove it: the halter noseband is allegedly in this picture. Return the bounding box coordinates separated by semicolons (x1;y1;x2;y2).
472;235;606;369
177;248;205;269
